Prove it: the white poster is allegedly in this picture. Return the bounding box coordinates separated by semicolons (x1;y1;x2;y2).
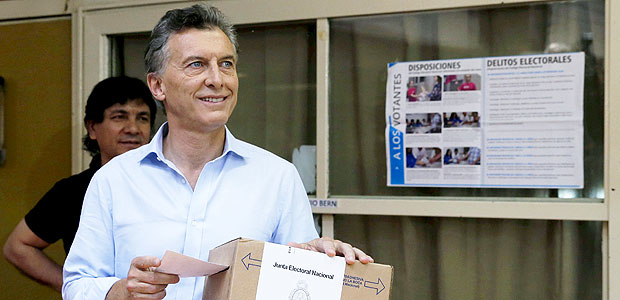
385;52;584;188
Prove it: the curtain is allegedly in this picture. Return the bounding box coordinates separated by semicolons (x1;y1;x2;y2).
228;24;316;161
335;216;601;300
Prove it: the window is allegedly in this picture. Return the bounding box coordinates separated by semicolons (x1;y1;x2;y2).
329;0;604;200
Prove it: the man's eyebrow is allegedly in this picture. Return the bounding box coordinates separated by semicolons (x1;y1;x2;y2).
182;56;205;64
108;109;128;114
181;55;236;64
220;55;236;62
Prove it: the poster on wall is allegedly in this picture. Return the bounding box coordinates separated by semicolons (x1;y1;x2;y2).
385;52;584;189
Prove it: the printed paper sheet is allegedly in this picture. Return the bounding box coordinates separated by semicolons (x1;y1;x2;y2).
386;52;584;188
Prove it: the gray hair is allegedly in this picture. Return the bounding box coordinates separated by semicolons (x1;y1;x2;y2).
144;4;238;75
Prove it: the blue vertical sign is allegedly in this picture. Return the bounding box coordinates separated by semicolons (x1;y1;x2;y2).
388;117;404;184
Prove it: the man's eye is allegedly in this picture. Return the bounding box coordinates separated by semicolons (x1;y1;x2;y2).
189;61;202;68
221;61;234;68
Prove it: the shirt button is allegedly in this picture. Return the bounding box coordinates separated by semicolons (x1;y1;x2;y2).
191;220;198;227
156;157;162;161
181;178;186;184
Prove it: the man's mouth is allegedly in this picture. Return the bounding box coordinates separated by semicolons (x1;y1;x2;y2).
199;96;226;103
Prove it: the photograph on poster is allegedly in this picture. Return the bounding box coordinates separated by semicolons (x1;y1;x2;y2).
406;147;442;168
443;112;480;128
443;147;481;165
406;113;443;134
406;75;443;102
443;74;481;92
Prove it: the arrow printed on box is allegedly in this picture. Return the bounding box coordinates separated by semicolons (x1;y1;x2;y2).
241;253;261;270
364;277;385;295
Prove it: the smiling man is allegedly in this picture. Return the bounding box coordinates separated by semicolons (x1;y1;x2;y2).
87;101;153;165
62;4;372;300
3;76;156;293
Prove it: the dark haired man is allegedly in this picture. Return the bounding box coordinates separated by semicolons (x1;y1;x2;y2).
63;4;372;300
3;76;156;293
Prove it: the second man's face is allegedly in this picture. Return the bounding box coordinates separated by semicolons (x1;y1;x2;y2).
88;99;152;165
155;28;239;133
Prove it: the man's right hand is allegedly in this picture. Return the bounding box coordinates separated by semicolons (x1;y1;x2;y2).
106;256;179;300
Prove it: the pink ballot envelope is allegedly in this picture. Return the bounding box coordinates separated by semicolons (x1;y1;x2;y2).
156;250;229;277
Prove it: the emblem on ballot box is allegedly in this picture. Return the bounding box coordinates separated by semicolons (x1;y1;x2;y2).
289;280;311;300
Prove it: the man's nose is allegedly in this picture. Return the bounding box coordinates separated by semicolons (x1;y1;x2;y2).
204;63;223;87
123;118;140;134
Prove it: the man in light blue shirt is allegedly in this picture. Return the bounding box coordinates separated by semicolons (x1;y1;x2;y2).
63;4;372;300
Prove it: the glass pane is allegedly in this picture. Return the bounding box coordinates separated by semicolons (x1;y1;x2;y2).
109;22;317;194
329;0;604;199
231;23;317;164
109;33;168;132
334;215;602;300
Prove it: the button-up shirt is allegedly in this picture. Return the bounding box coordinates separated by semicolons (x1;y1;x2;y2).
63;123;318;300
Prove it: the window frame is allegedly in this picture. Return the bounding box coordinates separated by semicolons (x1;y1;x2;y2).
72;0;618;298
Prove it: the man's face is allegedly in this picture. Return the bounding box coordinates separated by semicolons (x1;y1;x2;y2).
87;100;151;165
150;28;238;133
465;75;472;82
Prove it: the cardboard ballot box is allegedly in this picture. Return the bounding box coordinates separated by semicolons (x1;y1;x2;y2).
203;238;393;300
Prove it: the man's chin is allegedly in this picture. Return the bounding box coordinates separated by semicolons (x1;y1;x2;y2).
119;143;144;151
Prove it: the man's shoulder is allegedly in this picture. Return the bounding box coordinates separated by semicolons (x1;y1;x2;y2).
114;144;150;164
94;146;147;178
232;139;293;167
52;165;98;190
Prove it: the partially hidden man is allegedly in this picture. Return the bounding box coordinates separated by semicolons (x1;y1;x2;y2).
3;76;156;293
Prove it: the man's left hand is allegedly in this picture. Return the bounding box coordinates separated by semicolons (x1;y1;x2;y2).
288;237;374;265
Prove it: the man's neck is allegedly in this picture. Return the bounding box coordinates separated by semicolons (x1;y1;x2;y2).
162;123;227;189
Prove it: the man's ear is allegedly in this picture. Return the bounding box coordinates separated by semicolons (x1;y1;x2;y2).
86;120;97;140
147;73;166;102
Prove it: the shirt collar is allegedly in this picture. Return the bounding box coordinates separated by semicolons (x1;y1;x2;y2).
139;122;250;163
